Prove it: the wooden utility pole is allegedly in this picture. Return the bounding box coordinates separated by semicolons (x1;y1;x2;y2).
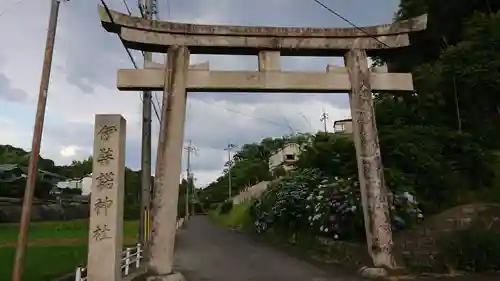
139;0;155;248
184;140;197;219
12;1;64;281
224;143;236;199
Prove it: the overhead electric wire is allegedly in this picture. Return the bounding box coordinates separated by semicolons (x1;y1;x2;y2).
194;98;300;132
164;0;171;19
116;0;161;120
311;0;391;48
100;0;138;69
121;0;133;15
100;0;161;122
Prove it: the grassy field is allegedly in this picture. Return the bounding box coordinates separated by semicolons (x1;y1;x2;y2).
209;201;254;230
0;219;139;281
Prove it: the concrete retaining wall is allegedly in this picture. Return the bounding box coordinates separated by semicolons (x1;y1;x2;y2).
232;181;269;204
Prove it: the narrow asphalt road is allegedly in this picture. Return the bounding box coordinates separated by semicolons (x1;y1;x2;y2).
172;216;365;281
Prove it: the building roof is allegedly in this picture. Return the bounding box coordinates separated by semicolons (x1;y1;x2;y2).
334;118;352;124
0;164;66;184
0;164;21;173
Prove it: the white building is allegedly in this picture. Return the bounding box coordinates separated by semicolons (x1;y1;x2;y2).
334;119;353;134
56;175;92;196
268;143;301;172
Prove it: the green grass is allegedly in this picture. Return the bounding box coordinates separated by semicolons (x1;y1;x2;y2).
0;219;139;244
0;219;139;281
210;201;254;230
0;245;88;281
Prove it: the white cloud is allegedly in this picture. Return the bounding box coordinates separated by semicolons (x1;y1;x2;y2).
59;145;80;158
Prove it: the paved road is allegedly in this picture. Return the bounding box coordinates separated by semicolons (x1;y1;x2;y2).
173;216;365;281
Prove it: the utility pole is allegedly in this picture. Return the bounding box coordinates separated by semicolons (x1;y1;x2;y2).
184;140;197;219
320;110;329;133
191;177;197;214
138;0;156;249
12;1;65;281
224;143;236;200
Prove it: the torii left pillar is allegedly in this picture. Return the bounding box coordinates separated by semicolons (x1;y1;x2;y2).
147;45;190;281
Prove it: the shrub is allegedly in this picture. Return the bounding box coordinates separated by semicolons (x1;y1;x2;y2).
250;168;423;241
218;200;234;215
441;227;500;272
272;166;287;179
223;201;254;229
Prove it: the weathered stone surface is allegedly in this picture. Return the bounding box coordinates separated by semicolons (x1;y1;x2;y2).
345;49;396;269
145;60;210;70
258;51;281;71
358;266;388;279
120;28;410;55
87;114;126;281
98;7;427;55
116;69;414;92
148;46;190;275
100;7;426;37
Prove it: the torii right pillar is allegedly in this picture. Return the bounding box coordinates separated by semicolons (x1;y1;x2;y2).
345;48;397;276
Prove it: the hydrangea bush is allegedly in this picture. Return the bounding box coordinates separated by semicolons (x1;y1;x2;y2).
250;168;423;241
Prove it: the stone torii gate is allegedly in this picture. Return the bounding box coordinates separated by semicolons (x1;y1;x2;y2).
98;7;427;280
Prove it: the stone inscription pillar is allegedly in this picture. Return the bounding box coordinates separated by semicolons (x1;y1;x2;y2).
148;45;190;277
87;114;126;281
344;49;396;269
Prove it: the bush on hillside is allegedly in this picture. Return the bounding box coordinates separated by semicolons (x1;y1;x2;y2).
440;227;500;272
218;200;234;215
272;166;287;179
250;168;423;241
437;207;500;273
379;125;495;214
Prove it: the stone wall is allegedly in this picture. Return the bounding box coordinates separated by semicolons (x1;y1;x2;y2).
0;203;89;223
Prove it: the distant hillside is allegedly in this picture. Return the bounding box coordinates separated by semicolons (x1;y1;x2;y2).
0;144;92;179
0;144;92;199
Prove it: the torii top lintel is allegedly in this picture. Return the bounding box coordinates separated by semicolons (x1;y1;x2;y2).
99;6;427;56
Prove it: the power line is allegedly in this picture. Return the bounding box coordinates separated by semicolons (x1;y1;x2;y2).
164;0;171;19
311;0;391;48
121;0;133;15
99;0;138;69
184;140;198;217
118;0;162;123
194;98;299;131
134;0;155;251
149;0;168;120
100;0;161;122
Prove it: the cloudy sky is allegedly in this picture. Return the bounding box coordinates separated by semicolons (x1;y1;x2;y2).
0;0;399;187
